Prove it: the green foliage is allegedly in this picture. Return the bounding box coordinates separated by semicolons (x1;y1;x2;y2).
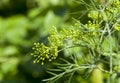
31;0;120;83
0;0;74;83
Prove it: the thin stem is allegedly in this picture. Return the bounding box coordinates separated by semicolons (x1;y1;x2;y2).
97;66;109;74
105;17;113;83
100;0;113;82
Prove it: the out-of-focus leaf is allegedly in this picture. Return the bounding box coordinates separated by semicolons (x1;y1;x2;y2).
0;0;10;7
101;37;116;53
64;46;82;57
36;0;50;8
1;58;19;75
0;16;29;44
41;10;62;36
0;73;3;80
50;0;60;6
28;8;41;18
30;17;44;29
3;46;18;56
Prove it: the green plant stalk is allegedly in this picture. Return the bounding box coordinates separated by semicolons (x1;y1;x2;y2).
107;23;113;83
101;0;113;81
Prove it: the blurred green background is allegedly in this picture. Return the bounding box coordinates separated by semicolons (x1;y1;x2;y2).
0;0;84;83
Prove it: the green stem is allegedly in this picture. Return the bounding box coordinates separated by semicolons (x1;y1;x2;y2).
100;0;113;81
106;23;113;83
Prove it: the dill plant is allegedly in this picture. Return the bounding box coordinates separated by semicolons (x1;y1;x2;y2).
31;0;120;83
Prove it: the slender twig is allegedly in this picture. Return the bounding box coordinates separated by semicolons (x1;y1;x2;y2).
97;66;110;74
